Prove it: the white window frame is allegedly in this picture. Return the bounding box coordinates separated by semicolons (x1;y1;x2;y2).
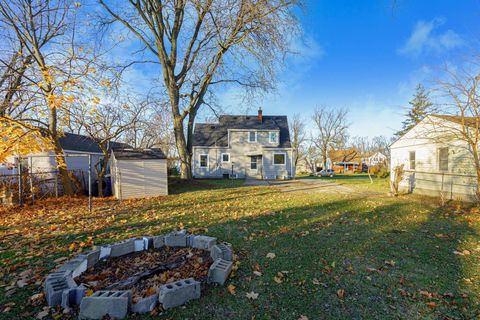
250;156;258;171
273;152;286;165
438;147;449;172
269;131;279;143
199;154;209;168
221;153;230;163
248;131;257;143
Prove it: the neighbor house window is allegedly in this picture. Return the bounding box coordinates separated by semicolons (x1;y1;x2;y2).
273;153;286;165
269;131;279;143
199;154;208;168
221;153;230;163
409;151;416;170
248;131;257;142
250;156;258;170
438;147;449;171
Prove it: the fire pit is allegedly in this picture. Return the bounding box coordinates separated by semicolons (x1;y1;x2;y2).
43;231;234;319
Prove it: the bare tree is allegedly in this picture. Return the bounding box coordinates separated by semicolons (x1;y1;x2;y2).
0;0;93;195
68;95;146;197
289;113;306;169
312;106;349;169
98;0;300;179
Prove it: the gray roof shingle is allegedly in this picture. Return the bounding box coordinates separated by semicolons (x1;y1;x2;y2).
59;132;130;153
193;115;291;148
112;148;166;160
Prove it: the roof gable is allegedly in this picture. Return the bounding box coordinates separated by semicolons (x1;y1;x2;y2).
193;115;291;147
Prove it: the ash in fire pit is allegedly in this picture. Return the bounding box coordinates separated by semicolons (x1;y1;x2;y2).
42;231;234;319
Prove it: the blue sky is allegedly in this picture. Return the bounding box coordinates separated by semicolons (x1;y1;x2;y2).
217;0;479;139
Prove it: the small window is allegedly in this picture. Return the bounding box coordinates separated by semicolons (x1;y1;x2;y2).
269;131;279;143
409;151;416;170
438;147;448;171
221;153;230;163
199;154;208;168
273;153;286;165
250;156;258;170
248;131;257;142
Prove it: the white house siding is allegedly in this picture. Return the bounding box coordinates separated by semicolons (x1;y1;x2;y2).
112;158;168;200
391;116;479;201
192;130;293;179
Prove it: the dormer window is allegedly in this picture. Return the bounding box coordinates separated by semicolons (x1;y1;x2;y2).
248;131;257;143
269;131;279;143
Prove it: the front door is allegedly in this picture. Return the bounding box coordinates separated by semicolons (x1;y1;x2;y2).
247;156;262;178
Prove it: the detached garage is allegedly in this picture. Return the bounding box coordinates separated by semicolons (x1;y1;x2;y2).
111;148;168;199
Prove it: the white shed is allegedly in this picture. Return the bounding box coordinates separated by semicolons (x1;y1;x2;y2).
110;149;168;200
390;115;479;201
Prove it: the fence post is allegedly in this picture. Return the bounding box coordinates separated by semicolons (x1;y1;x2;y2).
54;173;58;198
30;156;34;205
18;157;23;207
88;154;92;212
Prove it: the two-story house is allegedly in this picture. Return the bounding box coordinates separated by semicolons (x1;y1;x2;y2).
192;109;293;179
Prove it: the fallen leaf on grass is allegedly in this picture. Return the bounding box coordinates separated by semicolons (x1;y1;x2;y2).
246;291;259;300
266;252;276;259
36;309;49;319
273;276;283;284
298;316;309;320
384;260;395;267
337;288;345;300
425;301;438;309
227;284;236;295
253;271;262;276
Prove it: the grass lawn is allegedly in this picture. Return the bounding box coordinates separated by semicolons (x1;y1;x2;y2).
1;177;480;319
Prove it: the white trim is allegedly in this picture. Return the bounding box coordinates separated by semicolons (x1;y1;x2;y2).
273;152;286;165
269;131;279;144
199;154;209;168
221;153;230;163
248;131;257;143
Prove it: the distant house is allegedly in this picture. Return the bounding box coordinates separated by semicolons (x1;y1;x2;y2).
110;148;168;200
391;115;480;201
192;109;294;179
1;132;128;190
364;151;387;167
328;148;362;173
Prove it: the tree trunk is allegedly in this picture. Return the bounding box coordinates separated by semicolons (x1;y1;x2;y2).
322;147;328;170
173;115;192;180
52;139;74;195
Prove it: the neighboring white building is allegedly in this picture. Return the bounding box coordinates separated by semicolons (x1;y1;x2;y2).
390;115;479;201
364;151;387;167
110;149;168;200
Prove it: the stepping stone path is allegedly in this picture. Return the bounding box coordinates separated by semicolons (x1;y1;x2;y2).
41;231;234;319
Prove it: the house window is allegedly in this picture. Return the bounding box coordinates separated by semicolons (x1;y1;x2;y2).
221;153;230;163
269;131;279;143
199;154;208;168
248;131;257;143
250;156;258;170
273;153;286;165
438;147;449;171
409;151;416;170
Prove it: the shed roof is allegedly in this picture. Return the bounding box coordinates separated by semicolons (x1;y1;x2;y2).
113;148;166;160
59;132;130;153
193;115;291;147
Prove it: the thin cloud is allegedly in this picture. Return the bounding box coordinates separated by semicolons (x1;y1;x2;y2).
398;17;464;57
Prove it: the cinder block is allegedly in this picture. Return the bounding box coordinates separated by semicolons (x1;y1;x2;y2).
78;250;100;269
45;274;77;306
192;235;217;250
98;246;111;260
158;278;200;309
79;290;131;319
131;294;158;314
61;284;86;308
134;238;145;251
44;271;70;291
59;256;88;278
109;239;135;257
208;259;233;285
143;236;154;250
153;235;164;249
164;230;187;247
186;234;195;247
210;243;233;261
